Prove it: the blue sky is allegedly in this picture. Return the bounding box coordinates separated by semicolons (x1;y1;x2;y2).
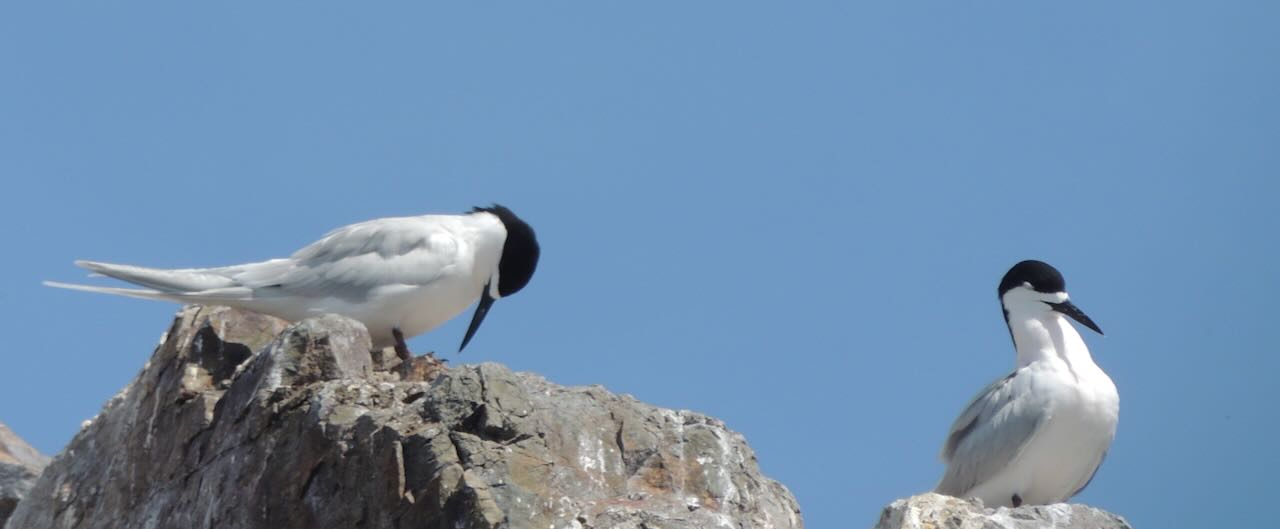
2;3;1277;528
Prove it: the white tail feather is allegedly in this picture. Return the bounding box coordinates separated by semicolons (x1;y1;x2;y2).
73;260;240;292
42;281;186;302
43;280;256;304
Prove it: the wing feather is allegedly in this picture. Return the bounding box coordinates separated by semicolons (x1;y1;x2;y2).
74;260;240;292
936;370;1048;496
263;216;463;300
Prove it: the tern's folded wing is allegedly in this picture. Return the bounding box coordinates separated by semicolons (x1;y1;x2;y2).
936;371;1047;496
265;217;463;300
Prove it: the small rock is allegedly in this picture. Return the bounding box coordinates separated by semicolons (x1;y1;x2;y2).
0;421;50;528
874;493;1132;529
395;353;448;383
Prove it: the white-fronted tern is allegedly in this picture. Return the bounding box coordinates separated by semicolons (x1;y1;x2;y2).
46;204;540;358
935;260;1118;507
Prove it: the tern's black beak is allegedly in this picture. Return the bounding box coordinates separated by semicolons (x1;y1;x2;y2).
459;284;497;352
1048;300;1104;335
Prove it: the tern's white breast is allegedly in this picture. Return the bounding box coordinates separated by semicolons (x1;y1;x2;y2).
970;340;1119;506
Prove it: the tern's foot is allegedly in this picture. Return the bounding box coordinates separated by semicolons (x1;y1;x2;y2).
393;341;412;361
391;328;412;360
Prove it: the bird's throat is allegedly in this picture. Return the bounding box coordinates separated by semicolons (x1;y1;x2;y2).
1008;312;1094;370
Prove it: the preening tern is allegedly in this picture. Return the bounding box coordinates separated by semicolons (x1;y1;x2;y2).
46;204;540;358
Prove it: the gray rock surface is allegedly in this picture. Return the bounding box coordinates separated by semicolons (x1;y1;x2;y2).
9;306;802;529
0;421;50;528
874;493;1131;529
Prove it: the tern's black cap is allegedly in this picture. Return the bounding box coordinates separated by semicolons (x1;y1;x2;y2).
472;204;540;298
998;260;1066;298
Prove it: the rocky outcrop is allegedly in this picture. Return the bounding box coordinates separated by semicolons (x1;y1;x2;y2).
874;493;1131;529
0;422;50;528
8;306;802;529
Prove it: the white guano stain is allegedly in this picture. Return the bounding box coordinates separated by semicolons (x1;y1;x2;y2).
577;434;609;489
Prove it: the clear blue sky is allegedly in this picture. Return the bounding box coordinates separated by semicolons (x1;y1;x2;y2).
2;3;1276;528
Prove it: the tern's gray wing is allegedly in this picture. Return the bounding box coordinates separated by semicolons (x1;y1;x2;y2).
936;370;1048;497
247;216;462;300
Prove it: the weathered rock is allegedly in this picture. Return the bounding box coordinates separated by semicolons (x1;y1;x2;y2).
874;493;1131;529
9;306;802;529
0;421;50;528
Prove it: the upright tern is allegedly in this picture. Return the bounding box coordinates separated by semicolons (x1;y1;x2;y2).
935;260;1118;507
45;204;540;359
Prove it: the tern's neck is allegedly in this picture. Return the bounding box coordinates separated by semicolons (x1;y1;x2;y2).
1006;310;1096;369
